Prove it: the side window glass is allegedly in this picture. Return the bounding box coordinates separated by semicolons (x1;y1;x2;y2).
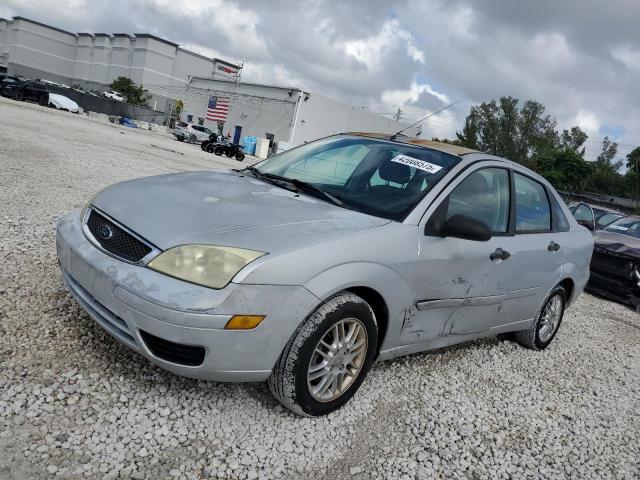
573;204;593;223
551;197;570;232
430;168;510;233
514;173;551;232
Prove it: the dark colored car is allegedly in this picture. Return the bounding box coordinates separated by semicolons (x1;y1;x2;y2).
568;202;624;231
588;216;640;309
1;78;49;105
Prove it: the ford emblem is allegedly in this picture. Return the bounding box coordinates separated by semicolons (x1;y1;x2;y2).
97;224;113;240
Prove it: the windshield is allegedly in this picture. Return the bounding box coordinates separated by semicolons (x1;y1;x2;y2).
253;135;461;221
603;217;640;238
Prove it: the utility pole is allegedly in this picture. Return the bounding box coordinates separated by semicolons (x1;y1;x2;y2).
393;107;402;122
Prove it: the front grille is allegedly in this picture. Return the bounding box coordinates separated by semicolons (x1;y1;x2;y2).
86;209;152;263
591;248;634;279
140;330;206;366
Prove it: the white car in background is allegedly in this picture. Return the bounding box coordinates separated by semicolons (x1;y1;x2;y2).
173;122;214;143
48;93;81;113
102;90;125;102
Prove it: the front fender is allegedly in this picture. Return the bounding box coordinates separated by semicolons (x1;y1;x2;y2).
304;262;414;356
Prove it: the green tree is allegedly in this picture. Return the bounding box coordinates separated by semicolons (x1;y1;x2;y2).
560;126;588;154
456;96;558;164
109;76;152;106
585;136;623;194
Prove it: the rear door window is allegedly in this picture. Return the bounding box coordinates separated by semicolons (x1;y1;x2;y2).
514;173;551;232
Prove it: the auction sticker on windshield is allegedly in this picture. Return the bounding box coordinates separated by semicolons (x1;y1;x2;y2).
391;155;443;174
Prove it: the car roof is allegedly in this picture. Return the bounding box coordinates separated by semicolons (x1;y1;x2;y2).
572;202;623;214
345;132;478;156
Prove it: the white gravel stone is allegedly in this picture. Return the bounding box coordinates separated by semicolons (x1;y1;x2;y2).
0;97;639;480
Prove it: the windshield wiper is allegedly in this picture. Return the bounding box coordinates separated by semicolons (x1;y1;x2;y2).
244;167;345;207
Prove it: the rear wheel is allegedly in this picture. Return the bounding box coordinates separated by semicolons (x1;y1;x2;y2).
514;285;566;350
268;292;378;416
213;145;224;156
201;140;210;151
176;135;184;142
14;90;24;101
188;134;197;143
235;152;245;161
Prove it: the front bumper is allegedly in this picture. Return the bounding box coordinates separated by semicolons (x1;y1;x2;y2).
56;209;320;382
587;268;640;308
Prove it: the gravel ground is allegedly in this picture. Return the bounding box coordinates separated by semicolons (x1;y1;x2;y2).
1;97;639;479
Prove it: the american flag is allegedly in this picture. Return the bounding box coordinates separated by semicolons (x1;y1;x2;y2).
206;96;230;122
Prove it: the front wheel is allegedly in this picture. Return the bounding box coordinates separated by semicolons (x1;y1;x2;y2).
514;285;567;350
14;90;24;101
235;152;245;161
268;292;378;416
213;145;224;156
201;140;210;151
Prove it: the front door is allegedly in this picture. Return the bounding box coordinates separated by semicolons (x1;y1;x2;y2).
401;166;519;344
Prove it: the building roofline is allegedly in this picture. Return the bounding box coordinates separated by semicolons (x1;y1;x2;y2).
77;32;93;37
176;47;215;63
12;16;76;37
189;76;301;93
134;33;179;47
113;33;132;37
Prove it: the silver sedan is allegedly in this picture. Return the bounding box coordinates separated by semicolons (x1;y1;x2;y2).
56;133;593;416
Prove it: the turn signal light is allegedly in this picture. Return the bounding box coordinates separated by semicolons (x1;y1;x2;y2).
225;315;266;330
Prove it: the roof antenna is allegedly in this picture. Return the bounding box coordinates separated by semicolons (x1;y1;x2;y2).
389;100;461;141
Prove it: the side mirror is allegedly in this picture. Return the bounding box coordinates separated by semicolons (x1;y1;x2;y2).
576;219;595;231
439;215;492;241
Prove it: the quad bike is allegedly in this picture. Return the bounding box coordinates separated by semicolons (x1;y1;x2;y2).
211;141;245;161
200;132;219;151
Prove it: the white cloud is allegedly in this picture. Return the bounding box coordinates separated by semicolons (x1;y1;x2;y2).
382;81;449;106
339;19;425;70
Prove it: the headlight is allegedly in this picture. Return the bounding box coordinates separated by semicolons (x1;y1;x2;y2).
148;245;266;289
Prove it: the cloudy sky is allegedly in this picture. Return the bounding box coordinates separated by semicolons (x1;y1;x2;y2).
1;0;638;161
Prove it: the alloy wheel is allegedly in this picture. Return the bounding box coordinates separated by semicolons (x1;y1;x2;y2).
307;318;368;402
538;294;562;343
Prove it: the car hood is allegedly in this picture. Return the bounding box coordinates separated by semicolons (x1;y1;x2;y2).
49;94;79;112
92;171;390;253
593;230;640;258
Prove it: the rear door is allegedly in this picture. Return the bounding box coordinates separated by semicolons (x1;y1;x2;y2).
499;171;564;324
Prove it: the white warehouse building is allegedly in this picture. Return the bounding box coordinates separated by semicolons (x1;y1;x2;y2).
177;77;421;151
0;16;240;110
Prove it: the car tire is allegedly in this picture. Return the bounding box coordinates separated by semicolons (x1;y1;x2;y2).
38;94;47;106
268;292;378;417
188;134;197;143
14;90;24;101
514;285;567;350
176;136;184;142
201;140;210;151
235;152;245;161
213;146;224;156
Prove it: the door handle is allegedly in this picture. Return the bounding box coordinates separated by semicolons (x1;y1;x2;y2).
490;248;510;261
548;241;561;252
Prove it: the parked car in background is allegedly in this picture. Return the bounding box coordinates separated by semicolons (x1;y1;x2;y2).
102;90;125;102
588;216;640;309
56;133;593;416
35;78;60;87
48;93;80;113
173;122;214;143
1;78;49;105
0;75;22;97
568;202;624;231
